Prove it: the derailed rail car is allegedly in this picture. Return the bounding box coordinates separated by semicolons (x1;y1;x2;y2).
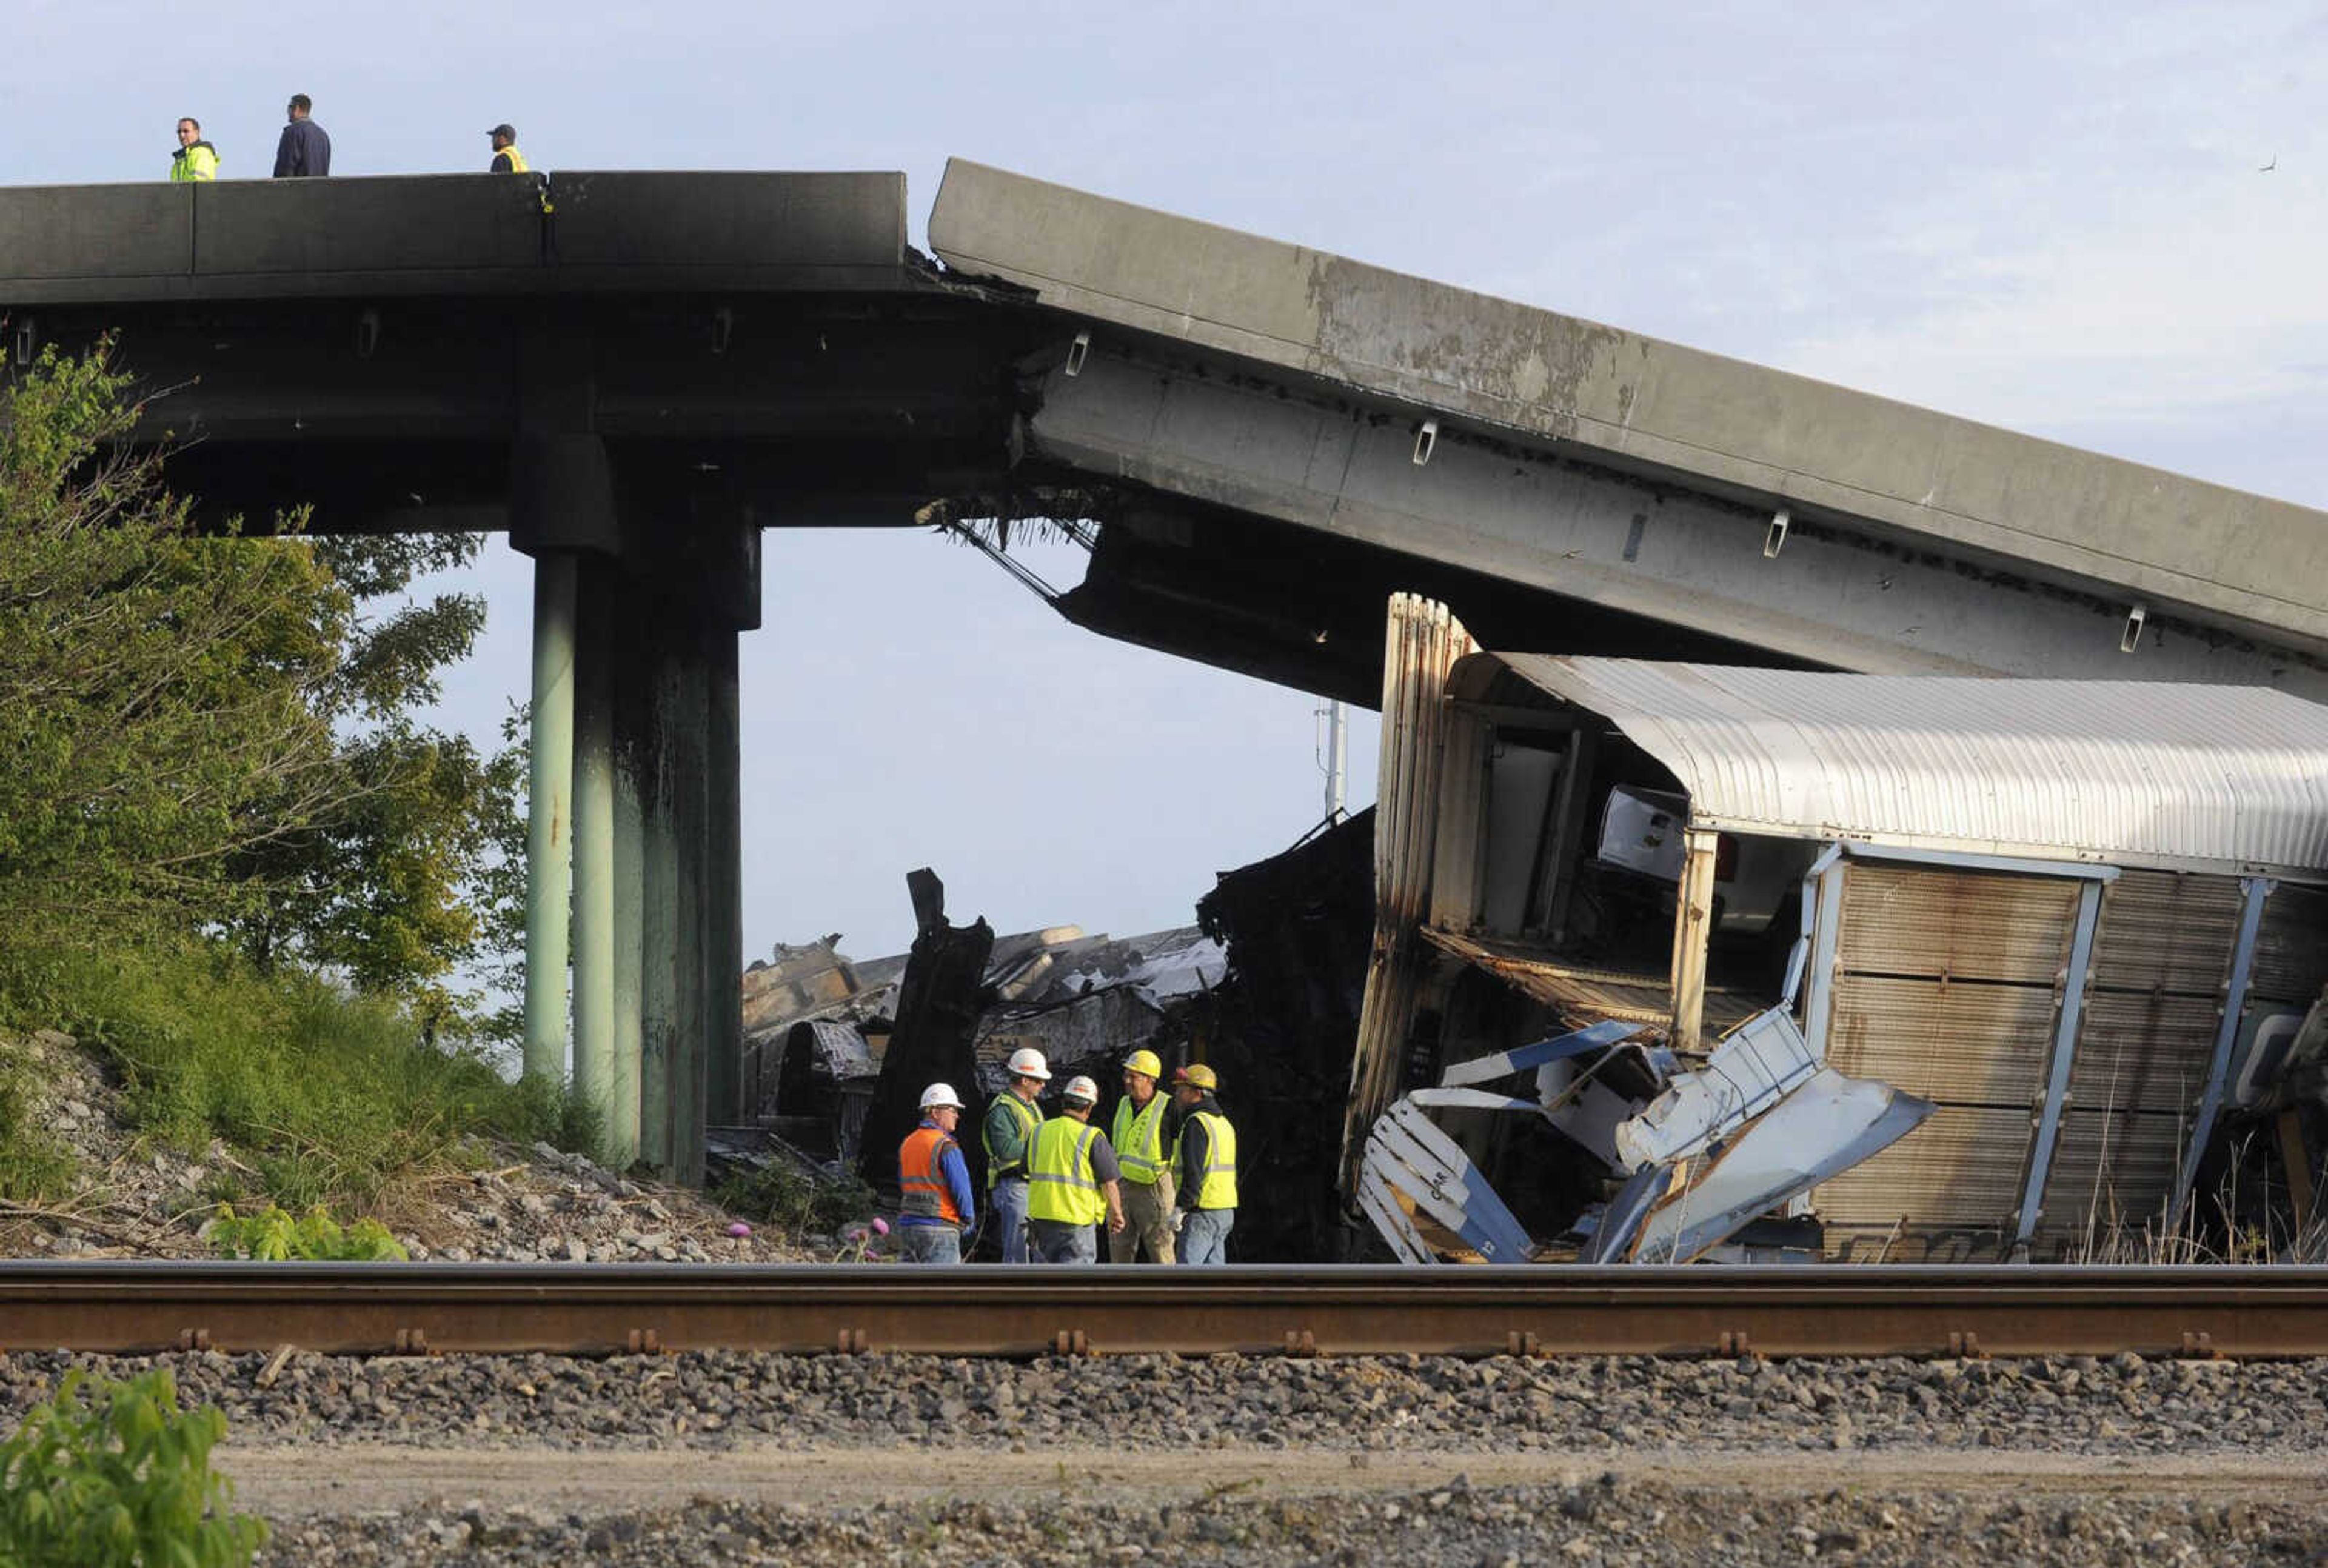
1350;595;2328;1264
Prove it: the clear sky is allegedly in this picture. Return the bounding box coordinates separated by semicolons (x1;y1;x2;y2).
11;2;2326;961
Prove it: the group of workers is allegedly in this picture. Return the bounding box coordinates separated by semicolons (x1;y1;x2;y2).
167;96;529;181
895;1047;1237;1266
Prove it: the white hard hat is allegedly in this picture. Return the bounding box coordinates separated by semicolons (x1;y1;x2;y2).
1006;1047;1051;1082
919;1082;965;1112
1062;1075;1100;1104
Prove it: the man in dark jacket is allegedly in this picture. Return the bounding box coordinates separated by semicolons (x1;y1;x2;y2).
273;95;331;178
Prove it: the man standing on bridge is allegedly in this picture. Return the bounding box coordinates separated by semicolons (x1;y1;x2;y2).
272;95;331;178
488;124;529;173
169;119;217;181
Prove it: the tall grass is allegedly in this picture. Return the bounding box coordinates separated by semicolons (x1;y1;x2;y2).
0;936;594;1214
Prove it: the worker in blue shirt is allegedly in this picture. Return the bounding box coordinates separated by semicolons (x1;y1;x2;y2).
897;1083;977;1264
273;94;331;178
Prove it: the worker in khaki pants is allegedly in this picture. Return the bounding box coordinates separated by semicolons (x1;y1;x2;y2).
1108;1050;1176;1263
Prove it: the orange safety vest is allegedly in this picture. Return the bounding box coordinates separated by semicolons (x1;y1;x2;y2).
898;1126;963;1225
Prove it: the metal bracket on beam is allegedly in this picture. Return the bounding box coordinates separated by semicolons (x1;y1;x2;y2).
1764;508;1790;558
711;305;733;356
10;318;33;368
1413;418;1438;467
356;307;379;360
1065;330;1089;377
2121;604;2147;653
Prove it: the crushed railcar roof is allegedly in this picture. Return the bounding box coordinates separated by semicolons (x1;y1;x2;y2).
1460;655;2328;877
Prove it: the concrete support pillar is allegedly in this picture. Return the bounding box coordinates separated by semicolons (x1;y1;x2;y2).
703;627;744;1128
635;611;711;1184
609;638;646;1168
570;559;618;1141
520;552;578;1081
666;630;711;1187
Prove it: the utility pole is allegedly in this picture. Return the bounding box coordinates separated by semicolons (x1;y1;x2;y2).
1320;698;1348;822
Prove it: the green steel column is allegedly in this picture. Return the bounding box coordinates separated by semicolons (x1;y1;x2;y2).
609;638;646;1168
521;552;578;1081
570;560;617;1142
637;634;683;1172
668;632;711;1188
704;627;744;1127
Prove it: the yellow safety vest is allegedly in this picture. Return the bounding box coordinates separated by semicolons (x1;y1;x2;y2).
494;144;530;173
171;142;218;182
1025;1118;1106;1227
1110;1093;1168;1184
1178;1110;1237;1210
982;1093;1041;1189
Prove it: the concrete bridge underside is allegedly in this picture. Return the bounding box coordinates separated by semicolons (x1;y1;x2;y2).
5;161;2323;1179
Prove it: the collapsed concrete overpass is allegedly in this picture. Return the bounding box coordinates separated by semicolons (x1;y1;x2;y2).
4;159;2322;1179
927;159;2328;701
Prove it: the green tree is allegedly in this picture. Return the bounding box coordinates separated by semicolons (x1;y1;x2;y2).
0;344;345;938
222;531;527;1032
0;342;524;1027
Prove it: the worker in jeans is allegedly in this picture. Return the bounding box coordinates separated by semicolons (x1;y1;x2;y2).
980;1047;1048;1263
1171;1063;1237;1264
896;1083;975;1264
1025;1075;1126;1263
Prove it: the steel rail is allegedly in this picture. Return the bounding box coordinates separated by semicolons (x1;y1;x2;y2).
2;1264;2326;1359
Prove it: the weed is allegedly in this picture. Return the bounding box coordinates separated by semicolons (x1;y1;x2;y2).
0;1077;75;1204
207;1203;408;1261
0;1366;267;1566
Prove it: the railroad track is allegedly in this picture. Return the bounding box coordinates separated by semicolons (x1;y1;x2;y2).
4;1264;2328;1359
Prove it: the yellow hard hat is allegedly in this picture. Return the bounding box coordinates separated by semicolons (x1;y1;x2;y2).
1174;1062;1219;1092
1123;1049;1163;1079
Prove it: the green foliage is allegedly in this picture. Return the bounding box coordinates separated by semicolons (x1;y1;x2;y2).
0;344;526;1027
0;1077;74;1203
221;535;528;1026
207;1203;407;1261
0;937;594;1213
0;1367;266;1567
0;344;343;943
714;1159;877;1238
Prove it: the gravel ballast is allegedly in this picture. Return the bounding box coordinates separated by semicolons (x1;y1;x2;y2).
5;1348;2323;1455
248;1476;2328;1568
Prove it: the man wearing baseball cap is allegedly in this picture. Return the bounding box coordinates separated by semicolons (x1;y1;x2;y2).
980;1046;1048;1263
487;124;528;173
